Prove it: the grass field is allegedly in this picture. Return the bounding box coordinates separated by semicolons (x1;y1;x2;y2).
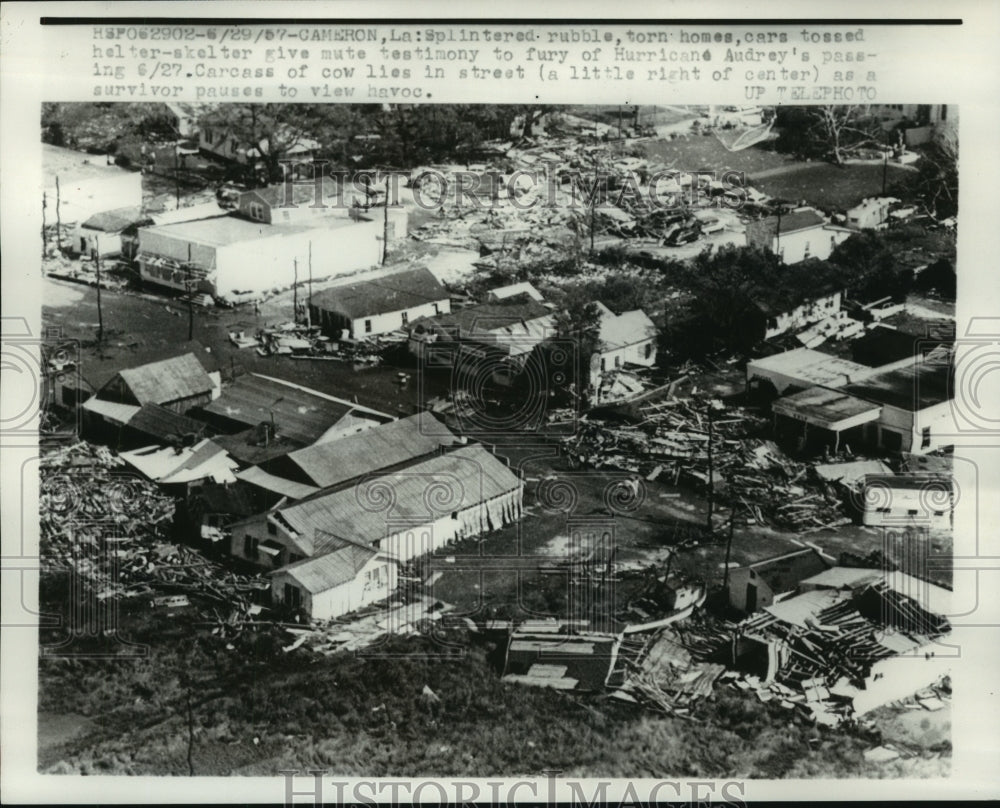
641;136;795;175
753;162;917;211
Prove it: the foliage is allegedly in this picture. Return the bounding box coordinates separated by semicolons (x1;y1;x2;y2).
775;105;883;165
829;231;910;301
913;125;959;218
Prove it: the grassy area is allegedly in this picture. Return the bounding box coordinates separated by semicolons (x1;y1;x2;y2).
40;614;898;778
753;162;917;211
641;136;795;175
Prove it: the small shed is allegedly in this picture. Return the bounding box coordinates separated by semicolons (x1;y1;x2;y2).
728;547;833;613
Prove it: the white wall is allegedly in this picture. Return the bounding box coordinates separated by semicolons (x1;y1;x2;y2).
774;228;851;264
763;291;842;340
271;556;398;621
862;482;953;528
72;226;123;258
351;299;449;338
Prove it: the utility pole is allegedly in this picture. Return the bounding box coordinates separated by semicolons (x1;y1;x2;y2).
381;175;390;265
95;250;104;343
307;240;313;327
590;160;598;254
723;508;736;591
175;145;181;210
55;176;61;252
706;404;715;530
293;258;298;323
186;244;194;341
882;139;889;195
41;191;47;258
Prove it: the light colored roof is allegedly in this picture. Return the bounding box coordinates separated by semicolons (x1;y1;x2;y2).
119;439;237;484
81;397;141;424
286;412;455;488
275;533;379;593
275;444;520;553
745;547;832;595
772;386;882;429
799;566;883;590
236;465;320;500
763;588;852;628
747;348;871;388
594;303;657;351
149;202;227;226
488;282;544;302
118;352;215;406
813;459;893;488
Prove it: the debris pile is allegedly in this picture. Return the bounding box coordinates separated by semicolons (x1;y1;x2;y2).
229;321;389;365
39;441;267;624
562;397;852;530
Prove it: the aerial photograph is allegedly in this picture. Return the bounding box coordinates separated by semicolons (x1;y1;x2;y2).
37;101;957;777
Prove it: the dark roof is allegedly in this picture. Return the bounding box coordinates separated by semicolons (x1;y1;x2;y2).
213;426;308;466
117;352;215;406
748;548;831;595
414;294;550;335
285;412;454;488
851;326;925;367
202;375;354;444
191;482;256;517
275;534;379;593
765;209;827;237
843;356;952;411
127;403;208;441
310;267;448;320
81;206;144;232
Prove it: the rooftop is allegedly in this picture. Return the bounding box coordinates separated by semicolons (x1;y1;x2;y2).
310;266;448;320
202;374;391;445
745;547;832;596
764;208;827;236
593;302;658;351
272;444;520;553
126;403;208;442
843;354;952;411
81;206;145;232
116;352;216;407
275;533;380;594
763;588;853;629
283;412;455;489
863;472;953;492
242;176;345;208
141;212;350;248
772;386;882;429
748;348;872;388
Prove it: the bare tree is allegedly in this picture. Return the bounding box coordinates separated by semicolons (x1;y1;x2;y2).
809;105;882;166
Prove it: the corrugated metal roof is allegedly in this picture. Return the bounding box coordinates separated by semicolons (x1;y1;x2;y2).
275;535;378;593
276;444;520;551
310;266;448;320
126;403;207;441
287;412;454;488
203;374;353;445
118;352;215;407
82;397;141;424
236;465;320;500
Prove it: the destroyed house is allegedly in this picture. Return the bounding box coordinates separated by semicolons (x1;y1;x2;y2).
269;532;399;620
728;547;833;614
80;399;208;451
745;207;852;264
732;578;950;718
199;374;392;451
592;302;658;375
186;482;256;543
502;630;621;692
309;266;451;339
264;412;457;490
228;444;523;568
118;438;239;486
409;294;556;385
90;351;219;414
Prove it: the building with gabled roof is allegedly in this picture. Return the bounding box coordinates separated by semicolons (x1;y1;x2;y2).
229;443;523;568
91;350;220;417
309;266;451;339
199;373;393;451
590;302;658;402
746;206;853;264
727;547;834;613
267;411;456;489
269;532;399;620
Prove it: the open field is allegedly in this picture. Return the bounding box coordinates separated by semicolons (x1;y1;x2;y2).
753;162;917;211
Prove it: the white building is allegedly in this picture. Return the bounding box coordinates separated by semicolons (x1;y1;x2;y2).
590;302;658;400
270;534;398;621
136;212;382;303
746;207;853;264
846;197;900;230
73;207;144;258
309;266;451;339
860;473;953;528
229;444;522;569
43;144;143;226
